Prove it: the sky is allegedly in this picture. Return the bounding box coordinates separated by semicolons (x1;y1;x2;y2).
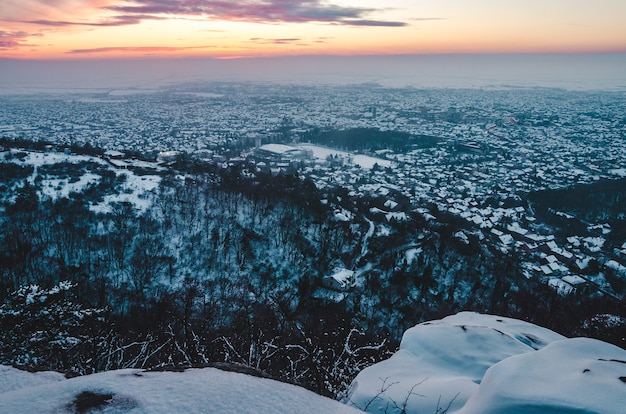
1;0;626;60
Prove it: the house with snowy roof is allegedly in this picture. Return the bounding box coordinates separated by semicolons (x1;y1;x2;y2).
321;267;355;292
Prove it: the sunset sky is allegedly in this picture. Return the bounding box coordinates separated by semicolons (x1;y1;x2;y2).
1;0;626;60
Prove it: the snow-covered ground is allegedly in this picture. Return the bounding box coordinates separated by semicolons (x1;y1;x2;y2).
346;312;626;413
20;151;104;170
298;144;392;170
0;366;362;414
38;172;102;200
1;313;625;414
0;366;64;394
457;337;626;414
4;150;161;214
92;172;161;214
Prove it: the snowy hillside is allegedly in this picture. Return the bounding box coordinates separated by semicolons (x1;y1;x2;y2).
346;312;626;413
0;366;362;414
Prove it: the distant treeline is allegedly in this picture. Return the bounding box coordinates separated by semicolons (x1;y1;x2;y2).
0;136;104;157
302;127;440;152
528;178;626;243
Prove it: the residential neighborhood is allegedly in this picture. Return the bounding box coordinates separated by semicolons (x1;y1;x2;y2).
1;83;625;301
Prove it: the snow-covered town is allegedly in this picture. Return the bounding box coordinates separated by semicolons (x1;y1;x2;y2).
2;83;625;302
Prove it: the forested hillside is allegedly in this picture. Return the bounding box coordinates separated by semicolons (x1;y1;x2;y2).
0;146;623;398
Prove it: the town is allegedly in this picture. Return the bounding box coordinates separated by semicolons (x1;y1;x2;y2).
1;82;625;303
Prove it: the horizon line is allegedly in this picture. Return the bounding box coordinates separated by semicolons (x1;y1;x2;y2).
2;50;626;63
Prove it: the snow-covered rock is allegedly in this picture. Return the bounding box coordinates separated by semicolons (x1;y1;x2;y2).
345;312;566;413
458;337;626;414
0;366;65;394
0;367;361;414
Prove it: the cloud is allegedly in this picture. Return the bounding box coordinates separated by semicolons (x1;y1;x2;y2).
17;15;160;27
314;36;332;43
5;1;411;30
0;30;31;49
67;45;214;54
102;0;408;27
105;0;366;22
340;20;407;27
249;37;302;44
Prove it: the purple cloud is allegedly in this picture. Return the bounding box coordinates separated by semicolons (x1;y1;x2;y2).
249;37;302;44
0;31;31;49
340;20;407;27
102;0;407;26
4;1;413;31
19;15;157;27
67;45;214;54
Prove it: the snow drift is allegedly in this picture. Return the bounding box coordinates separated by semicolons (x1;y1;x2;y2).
0;366;361;414
346;312;626;413
457;337;626;414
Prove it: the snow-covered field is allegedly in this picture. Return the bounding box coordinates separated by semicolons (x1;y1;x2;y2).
0;366;361;414
20;151;105;170
346;312;626;414
298;144;393;170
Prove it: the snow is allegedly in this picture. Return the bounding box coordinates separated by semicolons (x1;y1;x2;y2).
498;234;514;245
454;231;470;245
583;237;605;253
0;366;64;394
548;278;573;295
404;248;422;266
383;200;398;210
576;256;592;270
376;224;392;237
91;172;161;214
21;151;105;169
6;149;161;215
385;212;408;221
259;143;299;155
608;168;626;177
39;173;101;200
562;274;586;286
606;260;626;273
334;212;350;222
298;144;392;170
0;367;361;414
330;268;355;288
587;314;626;329
104;150;125;158
457;338;626;414
346;312;565;413
11;151;107;200
370;207;407;222
347;312;626;413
